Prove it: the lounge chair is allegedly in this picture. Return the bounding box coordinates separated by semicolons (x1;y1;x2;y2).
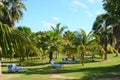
50;61;64;68
7;64;13;72
12;64;27;72
62;58;74;64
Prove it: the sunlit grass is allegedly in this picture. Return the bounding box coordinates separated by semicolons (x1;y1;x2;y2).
1;54;120;80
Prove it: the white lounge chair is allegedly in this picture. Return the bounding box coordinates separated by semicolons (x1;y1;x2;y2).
50;61;64;68
12;64;27;72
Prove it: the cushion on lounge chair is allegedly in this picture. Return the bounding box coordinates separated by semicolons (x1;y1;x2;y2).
50;61;64;68
12;64;27;72
7;64;13;72
62;58;74;64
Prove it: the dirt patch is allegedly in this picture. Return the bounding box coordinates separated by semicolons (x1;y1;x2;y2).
51;74;78;79
0;74;20;80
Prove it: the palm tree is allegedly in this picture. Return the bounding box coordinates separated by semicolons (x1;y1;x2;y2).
35;30;63;63
0;22;40;74
92;13;117;60
102;0;120;52
51;23;67;35
63;30;76;58
0;0;26;27
17;26;32;36
46;31;63;62
0;47;2;75
51;23;67;59
103;0;120;19
77;29;104;66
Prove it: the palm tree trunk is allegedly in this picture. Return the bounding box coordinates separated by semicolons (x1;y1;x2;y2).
81;53;84;66
92;54;95;61
0;47;2;75
102;36;108;60
0;60;2;75
2;0;5;2
104;44;107;60
49;51;53;63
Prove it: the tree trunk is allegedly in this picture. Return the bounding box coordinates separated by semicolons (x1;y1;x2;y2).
104;44;107;60
0;60;2;75
2;0;5;2
104;53;107;60
0;47;2;75
102;36;108;60
49;51;53;63
81;53;84;66
55;51;59;59
92;54;95;61
113;23;120;52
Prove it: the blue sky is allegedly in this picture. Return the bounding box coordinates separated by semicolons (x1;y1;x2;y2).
16;0;105;33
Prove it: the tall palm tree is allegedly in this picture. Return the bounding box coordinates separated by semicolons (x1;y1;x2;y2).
0;22;40;74
92;13;117;60
51;23;67;35
103;0;120;19
0;0;26;27
51;23;67;59
102;0;120;52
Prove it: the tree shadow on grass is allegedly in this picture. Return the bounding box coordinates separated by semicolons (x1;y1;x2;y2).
2;64;120;80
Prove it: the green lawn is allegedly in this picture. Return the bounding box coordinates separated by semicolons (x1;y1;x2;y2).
1;54;120;80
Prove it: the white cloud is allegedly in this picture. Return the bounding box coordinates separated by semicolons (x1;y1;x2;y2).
72;0;87;8
42;21;55;27
86;10;93;18
88;0;95;3
88;0;102;3
96;11;103;15
52;17;60;21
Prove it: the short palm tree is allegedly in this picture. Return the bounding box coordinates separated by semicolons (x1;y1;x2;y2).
77;29;105;66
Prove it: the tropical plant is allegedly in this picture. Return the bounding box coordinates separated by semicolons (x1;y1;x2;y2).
0;0;26;27
51;23;67;59
0;22;40;74
46;31;63;62
51;23;67;35
17;26;32;36
103;0;120;19
63;30;76;58
102;0;120;52
77;29;104;66
92;13;118;60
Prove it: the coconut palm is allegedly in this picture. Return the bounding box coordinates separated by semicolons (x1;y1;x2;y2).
51;23;67;35
46;31;63;62
51;23;67;59
77;29;104;66
0;0;26;27
17;26;32;36
63;30;76;58
35;30;63;63
103;0;120;19
92;13;118;60
0;22;40;74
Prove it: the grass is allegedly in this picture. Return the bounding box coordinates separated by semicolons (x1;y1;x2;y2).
1;54;120;80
